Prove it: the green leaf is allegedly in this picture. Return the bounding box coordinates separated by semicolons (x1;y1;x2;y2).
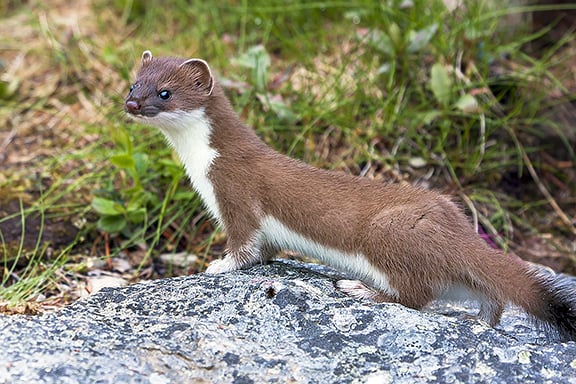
126;197;144;212
417;110;441;125
91;197;124;216
97;215;127;233
368;29;395;56
126;190;151;212
407;23;438;53
257;93;296;123
454;94;479;113
172;191;196;201
387;23;402;48
268;99;296;123
158;158;184;178
109;154;135;169
133;152;149;176
0;78;19;100
127;208;146;224
429;63;452;107
110;126;132;153
235;45;270;92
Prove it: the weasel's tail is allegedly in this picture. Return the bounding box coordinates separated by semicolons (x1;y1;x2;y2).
521;270;576;341
467;248;576;341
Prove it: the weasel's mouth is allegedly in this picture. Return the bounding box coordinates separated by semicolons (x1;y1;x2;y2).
125;100;152;117
125;111;143;120
124;102;160;118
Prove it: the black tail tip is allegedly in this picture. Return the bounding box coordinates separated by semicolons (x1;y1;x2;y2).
537;272;576;342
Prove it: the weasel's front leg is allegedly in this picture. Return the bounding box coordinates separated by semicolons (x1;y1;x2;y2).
205;240;280;274
205;202;266;274
205;240;261;274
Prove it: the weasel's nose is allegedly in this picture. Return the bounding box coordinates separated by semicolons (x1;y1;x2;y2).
125;100;141;114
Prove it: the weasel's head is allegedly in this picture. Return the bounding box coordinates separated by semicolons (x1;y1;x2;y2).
125;50;215;123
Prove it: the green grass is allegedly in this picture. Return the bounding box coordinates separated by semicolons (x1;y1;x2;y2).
1;0;575;310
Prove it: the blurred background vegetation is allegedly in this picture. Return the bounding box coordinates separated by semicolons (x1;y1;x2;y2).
1;0;575;312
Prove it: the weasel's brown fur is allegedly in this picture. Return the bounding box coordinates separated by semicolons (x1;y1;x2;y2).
125;51;576;341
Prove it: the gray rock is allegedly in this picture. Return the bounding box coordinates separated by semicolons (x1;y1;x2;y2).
1;259;575;384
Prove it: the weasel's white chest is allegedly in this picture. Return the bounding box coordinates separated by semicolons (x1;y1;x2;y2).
145;109;222;222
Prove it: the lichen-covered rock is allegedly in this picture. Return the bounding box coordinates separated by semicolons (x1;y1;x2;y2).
1;260;575;383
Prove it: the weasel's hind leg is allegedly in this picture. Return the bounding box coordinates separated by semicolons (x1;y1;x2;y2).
260;241;281;262
336;280;398;303
477;298;505;326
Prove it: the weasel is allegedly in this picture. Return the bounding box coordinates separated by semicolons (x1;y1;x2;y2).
125;50;576;341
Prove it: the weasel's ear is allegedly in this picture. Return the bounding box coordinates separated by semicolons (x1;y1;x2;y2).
179;58;215;96
142;50;153;64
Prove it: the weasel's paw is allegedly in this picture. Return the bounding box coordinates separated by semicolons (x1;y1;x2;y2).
336;280;395;303
205;258;239;274
336;280;376;300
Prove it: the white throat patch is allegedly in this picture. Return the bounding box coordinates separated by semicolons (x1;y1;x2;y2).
139;109;221;222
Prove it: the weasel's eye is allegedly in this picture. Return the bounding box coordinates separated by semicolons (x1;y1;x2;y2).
129;84;135;92
158;90;171;100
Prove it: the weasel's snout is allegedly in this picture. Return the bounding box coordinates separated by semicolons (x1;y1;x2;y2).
125;100;141;114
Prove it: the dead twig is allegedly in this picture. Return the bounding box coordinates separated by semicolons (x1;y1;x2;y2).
522;147;576;235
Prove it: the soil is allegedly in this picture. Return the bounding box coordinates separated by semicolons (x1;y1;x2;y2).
0;199;80;261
